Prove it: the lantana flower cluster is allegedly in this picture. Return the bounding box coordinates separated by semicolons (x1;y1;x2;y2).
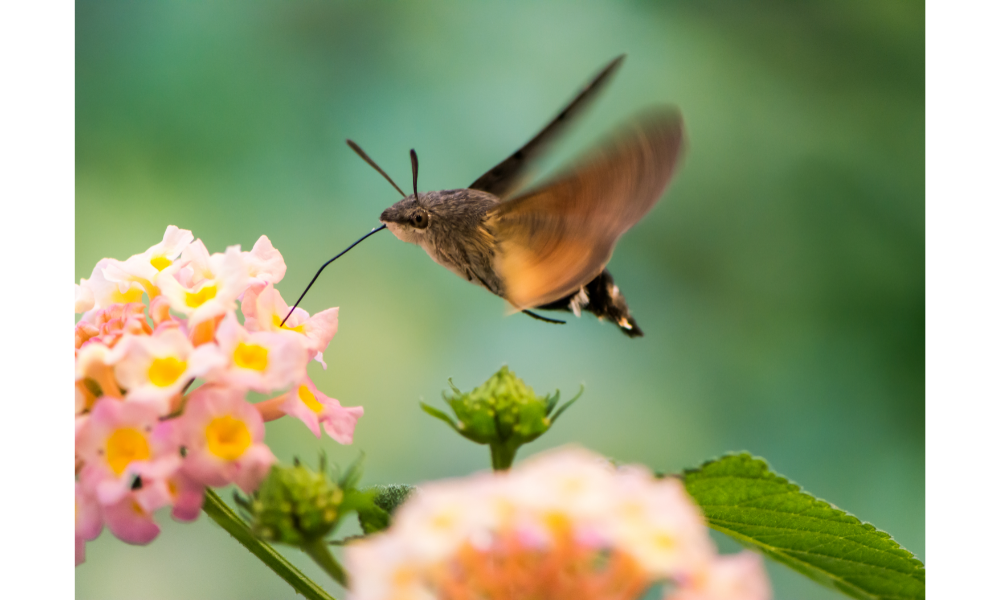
346;447;771;600
75;226;363;566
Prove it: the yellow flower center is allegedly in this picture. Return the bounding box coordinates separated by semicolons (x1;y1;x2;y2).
148;356;187;387
431;510;458;532
543;511;573;536
272;314;306;334
233;342;268;372
205;416;252;460
106;427;151;476
652;531;675;551
111;286;144;304
185;284;218;308
298;384;324;414
150;256;172;271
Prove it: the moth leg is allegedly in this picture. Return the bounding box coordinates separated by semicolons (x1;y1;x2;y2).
521;310;566;325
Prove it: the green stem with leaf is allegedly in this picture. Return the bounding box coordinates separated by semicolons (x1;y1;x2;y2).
202;488;337;600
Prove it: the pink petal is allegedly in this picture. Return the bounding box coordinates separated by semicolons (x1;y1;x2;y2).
304;306;339;354
75;535;86;566
231;444;277;494
321;404;364;445
180;453;230;489
95;476;133;506
281;394;323;438
169;472;205;522
75;283;95;313
245;235;286;284
76;483;103;542
102;496;161;545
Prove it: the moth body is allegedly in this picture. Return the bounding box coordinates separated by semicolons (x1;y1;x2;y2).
362;55;682;338
380;188;645;337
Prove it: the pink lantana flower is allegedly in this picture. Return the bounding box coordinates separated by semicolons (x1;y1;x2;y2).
109;328;225;412
75;302;151;351
76;399;180;509
76;399;178;547
242;235;287;294
103;225;195;295
209;312;307;393
243;283;338;368
176;386;276;493
157;242;250;327
75;482;102;566
77;259;145;313
280;377;363;443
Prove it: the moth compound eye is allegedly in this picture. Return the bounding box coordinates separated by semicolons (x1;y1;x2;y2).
411;211;429;229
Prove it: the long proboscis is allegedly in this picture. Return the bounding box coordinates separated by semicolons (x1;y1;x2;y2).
280;224;388;326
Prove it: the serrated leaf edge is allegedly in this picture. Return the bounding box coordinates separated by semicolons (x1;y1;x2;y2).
684;452;924;600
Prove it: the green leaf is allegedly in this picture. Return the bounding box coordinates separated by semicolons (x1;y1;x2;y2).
549;385;584;424
355;503;391;535
683;453;924;600
419;402;462;432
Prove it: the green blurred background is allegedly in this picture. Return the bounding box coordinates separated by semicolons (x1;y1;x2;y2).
76;1;924;598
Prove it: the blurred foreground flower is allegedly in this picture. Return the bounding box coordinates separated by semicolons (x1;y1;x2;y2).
346;446;770;600
74;225;363;565
421;366;581;470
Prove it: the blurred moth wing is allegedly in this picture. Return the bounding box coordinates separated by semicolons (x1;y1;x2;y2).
487;108;685;310
469;55;625;200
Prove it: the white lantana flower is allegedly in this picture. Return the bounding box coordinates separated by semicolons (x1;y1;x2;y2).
108;328;224;413
103;225;195;294
157;242;250;327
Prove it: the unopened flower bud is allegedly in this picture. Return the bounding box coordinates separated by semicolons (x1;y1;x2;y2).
240;458;347;546
421;366;582;470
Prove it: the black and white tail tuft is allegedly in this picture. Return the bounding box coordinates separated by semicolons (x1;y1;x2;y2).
538;269;643;338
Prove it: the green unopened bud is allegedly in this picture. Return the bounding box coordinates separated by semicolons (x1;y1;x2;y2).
421;366;582;471
239;458;347;546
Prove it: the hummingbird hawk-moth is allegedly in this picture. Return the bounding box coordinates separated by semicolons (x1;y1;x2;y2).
285;55;684;337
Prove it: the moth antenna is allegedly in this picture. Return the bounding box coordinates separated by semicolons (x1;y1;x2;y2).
410;149;419;201
346;140;406;197
280;224;388;326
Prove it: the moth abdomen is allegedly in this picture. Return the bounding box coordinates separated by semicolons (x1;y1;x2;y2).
538;269;643;338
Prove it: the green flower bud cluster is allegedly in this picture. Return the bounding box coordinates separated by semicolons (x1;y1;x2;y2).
421;366;582;470
237;456;363;547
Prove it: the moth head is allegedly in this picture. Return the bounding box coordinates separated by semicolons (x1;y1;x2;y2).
380;195;431;243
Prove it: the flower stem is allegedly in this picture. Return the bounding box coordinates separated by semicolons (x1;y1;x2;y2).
490;443;518;471
303;538;349;588
202;488;337;600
